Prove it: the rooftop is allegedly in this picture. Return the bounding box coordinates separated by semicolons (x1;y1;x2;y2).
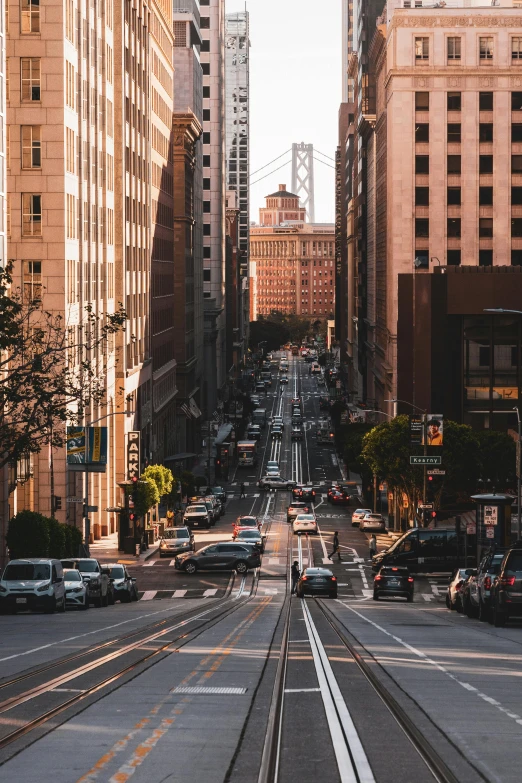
265;183;299;199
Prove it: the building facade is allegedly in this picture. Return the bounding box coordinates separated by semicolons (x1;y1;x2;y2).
225;9;249;371
251;186;335;319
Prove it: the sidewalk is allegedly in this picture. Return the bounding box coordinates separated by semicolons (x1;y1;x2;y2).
89;532;159;565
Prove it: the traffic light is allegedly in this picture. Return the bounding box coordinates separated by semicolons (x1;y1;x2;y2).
53;495;62;511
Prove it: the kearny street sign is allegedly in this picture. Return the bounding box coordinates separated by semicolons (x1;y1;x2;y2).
410;456;442;465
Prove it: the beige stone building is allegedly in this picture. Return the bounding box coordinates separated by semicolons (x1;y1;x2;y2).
251;185;335;319
6;0;175;546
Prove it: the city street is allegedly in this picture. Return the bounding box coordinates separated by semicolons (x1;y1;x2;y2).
1;358;522;782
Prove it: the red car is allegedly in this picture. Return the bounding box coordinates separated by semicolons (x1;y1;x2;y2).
328;490;351;505
232;515;261;537
292;486;316;503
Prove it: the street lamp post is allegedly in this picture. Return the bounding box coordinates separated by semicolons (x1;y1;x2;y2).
484;309;522;540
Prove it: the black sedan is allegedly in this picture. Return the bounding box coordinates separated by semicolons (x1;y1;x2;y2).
296;568;337;598
292;485;316;503
373;566;414;601
175;542;261;574
233;529;266;553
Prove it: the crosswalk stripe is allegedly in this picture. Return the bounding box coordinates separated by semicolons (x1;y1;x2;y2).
203;588;218;596
143;561;156;567
141;590;157;600
173;589;187;597
169;560;177;566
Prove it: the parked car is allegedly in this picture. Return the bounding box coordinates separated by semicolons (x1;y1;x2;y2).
292;514;318;535
352;508;372;527
233;515;261;534
292;485;316;503
203;495;221;523
159;526;195;558
61;558;113;607
63;568;89;610
102;564;138;603
361;513;386;533
0;559;66;614
233;529;266;553
175;542;261;574
445;568;474;612
373;566;414;602
258;476;295;490
183;503;212;530
287;502;310;522
296;568;337;598
462;549;505;621
491;542;522;626
291;426;303;440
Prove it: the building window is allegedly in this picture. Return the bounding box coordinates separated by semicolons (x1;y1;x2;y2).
203;268;211;282
203;109;210;121
202;63;210;75
513;92;522;111
415;124;429;143
201;39;210;52
512;249;522;265
415;155;429;174
479;124;493;143
414;250;429;269
203;201;211;213
447;249;461;266
479;346;491;366
447;37;461;61
447;92;461;111
203;155;210;167
513;125;522;143
203;177;210;190
415;37;429;61
479;218;493;238
479;155;493;174
447;124;461;143
448;218;461;237
479;92;493;111
415;218;429;237
447;187;461;205
479;249;493;266
21;57;41;101
513;155;522;173
479;186;493;206
512;187;522;205
203;247;211;259
479;37;494;61
21;125;41;168
203;132;210;144
512;218;522;237
22;193;42;236
415;92;429;111
512;37;522;61
21;0;40;33
203;86;210;98
415;187;429;206
447;155;461;174
203;223;211;236
200;16;210;27
23;260;42;300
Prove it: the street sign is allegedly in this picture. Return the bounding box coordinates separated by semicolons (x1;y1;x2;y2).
410;456;442;465
419;503;433;509
486;527;495;538
466;523;476;535
484;505;498;526
427;469;446;475
86;505;98;513
66;497;84;503
105;507;122;513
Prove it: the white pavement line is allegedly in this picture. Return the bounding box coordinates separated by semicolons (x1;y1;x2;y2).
203;588;218;596
344;604;522;729
268;557;281;564
302;601;375;783
253;493;260;498
285;688;321;693
233;574;247;599
431;584;440;596
143;561;156;567
141;591;158;601
422;594;433;601
169;560;177;567
173;589;188;598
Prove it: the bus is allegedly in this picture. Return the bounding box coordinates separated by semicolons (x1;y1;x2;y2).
317;418;335;445
237;440;258;467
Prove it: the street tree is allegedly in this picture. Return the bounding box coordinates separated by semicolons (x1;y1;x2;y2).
0;264;126;471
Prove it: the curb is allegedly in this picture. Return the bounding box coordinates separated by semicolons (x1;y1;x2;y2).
140;545;159;562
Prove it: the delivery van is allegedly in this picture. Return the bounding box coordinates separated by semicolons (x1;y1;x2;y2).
371;527;471;573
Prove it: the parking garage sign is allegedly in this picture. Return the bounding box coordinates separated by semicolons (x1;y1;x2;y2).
126;431;140;480
484;505;498;526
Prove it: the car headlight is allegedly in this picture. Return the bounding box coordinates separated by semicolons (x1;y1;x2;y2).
0;584;7;593
69;586;83;593
160;542;167;548
37;583;51;592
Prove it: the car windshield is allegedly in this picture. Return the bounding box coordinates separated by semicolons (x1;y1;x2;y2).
211;487;223;494
4;563;51;581
109;566;125;578
356;509;371;514
61;559;99;573
163;528;189;539
381;567;409;576
238;531;260;539
238;517;257;526
296;515;315;522
186;505;207;513
64;570;82;582
305;568;332;576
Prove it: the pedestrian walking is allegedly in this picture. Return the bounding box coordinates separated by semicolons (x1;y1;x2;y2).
329;531;342;561
369;534;377;560
240;482;246;499
291;561;300;595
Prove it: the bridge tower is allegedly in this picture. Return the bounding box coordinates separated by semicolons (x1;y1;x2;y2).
291;142;315;223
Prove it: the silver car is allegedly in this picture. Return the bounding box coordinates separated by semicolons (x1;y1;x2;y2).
361;513;386;532
258;475;294;490
159;526;195;558
352;508;372;527
63;568;89;610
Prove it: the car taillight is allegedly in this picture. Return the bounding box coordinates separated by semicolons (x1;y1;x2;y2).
455;580;464;591
331;576;337;581
301;576;308;581
484;576;492;590
374;575;382;581
501;576;516;587
408;577;414;583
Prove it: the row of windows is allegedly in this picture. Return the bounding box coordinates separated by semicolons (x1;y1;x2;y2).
415;249;522;267
414;36;522;64
415;91;522;113
415;186;522;207
10;193;115;242
415;218;522;239
415;154;522;175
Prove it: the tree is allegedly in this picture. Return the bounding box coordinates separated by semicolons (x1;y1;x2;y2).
0;264;126;471
134;477;160;518
337;423;373;489
141;465;174;498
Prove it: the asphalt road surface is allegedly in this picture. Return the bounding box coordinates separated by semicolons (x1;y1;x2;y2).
1;356;521;782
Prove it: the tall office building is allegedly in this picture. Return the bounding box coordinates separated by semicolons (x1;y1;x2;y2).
200;0;226;417
171;0;204;462
6;0;175;545
225;10;249;370
0;0;7;565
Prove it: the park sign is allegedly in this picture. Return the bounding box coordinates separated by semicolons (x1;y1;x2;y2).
410;456;442;465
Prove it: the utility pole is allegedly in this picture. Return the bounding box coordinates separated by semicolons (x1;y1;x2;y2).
423;411;428;524
516;407;521;540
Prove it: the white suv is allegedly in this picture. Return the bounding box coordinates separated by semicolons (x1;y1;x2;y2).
0;559;66;614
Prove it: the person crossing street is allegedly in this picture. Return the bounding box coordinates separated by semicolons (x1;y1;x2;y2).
240;482;246;499
329;531;342;562
291;561;300;595
369;534;377;560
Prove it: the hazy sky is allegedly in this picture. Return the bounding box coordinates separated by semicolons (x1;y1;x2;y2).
225;0;342;224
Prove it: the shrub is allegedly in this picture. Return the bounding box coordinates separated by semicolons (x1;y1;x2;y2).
46;517;67;559
68;524;83;556
6;510;51;559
